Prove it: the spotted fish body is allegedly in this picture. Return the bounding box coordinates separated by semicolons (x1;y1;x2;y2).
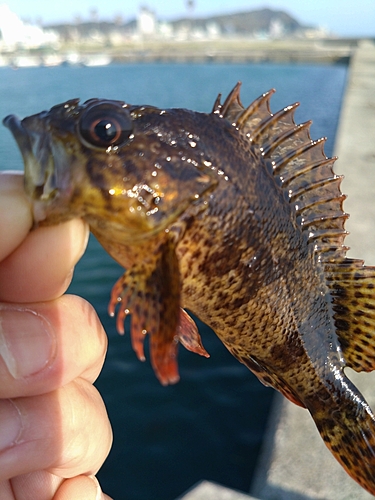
4;83;375;495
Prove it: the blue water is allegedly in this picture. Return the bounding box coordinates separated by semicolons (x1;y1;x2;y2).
0;63;347;499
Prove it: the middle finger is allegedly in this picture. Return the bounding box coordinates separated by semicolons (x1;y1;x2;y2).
0;294;107;399
0;378;112;482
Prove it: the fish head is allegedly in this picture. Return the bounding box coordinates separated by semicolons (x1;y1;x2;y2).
3;98;218;243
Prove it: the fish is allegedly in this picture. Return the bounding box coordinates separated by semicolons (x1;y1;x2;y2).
3;83;375;495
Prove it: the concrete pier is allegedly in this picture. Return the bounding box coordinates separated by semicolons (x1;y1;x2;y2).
177;480;258;499
250;40;375;500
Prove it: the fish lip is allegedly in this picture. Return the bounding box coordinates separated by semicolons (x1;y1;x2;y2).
3;113;39;195
3;114;33;158
3;113;59;222
3;113;22;132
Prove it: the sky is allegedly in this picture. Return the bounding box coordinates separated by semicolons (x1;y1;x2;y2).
4;0;375;37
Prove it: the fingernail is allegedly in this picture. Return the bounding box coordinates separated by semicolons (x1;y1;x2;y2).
0;306;55;379
0;399;22;451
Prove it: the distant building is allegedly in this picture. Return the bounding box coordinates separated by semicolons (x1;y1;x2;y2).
269;19;285;39
0;4;59;49
137;6;157;37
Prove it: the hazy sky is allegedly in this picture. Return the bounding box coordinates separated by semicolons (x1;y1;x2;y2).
5;0;375;37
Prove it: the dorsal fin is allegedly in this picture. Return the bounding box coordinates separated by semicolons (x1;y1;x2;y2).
214;82;348;262
214;84;375;374
325;259;375;372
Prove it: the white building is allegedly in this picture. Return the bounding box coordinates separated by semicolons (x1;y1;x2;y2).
137;6;157;37
0;4;59;49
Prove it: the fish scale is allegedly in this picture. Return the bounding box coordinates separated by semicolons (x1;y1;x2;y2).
4;82;375;495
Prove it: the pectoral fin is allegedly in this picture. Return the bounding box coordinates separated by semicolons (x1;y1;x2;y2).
108;237;180;384
108;237;208;385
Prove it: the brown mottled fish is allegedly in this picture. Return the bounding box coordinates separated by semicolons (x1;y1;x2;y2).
4;83;375;494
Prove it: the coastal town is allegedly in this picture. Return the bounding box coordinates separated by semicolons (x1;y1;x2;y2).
0;3;363;67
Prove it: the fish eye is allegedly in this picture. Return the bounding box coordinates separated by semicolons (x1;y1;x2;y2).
78;102;133;149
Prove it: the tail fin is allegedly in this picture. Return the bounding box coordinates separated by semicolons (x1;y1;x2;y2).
310;381;375;495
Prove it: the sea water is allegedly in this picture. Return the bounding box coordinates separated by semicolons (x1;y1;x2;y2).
0;62;347;499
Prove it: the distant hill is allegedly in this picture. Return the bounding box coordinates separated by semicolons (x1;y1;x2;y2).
169;8;304;36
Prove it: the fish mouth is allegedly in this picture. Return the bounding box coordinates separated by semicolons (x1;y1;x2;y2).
3;114;32;156
3;113;60;222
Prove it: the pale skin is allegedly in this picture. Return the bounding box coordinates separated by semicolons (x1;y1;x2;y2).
0;172;113;500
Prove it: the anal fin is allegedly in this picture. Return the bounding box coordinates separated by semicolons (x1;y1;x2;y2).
240;354;305;408
325;259;375;372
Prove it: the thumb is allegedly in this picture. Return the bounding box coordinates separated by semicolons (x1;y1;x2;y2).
0;171;33;262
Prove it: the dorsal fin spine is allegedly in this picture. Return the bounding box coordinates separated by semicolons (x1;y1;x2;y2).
261;121;312;157
280;157;336;186
296;194;347;218
212;93;222;114
289;174;343;202
250;103;300;144
301;213;347;229
220;82;242;117
235;90;275;128
310;229;348;242
272;138;326;171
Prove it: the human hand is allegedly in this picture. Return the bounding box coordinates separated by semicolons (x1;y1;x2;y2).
0;172;113;499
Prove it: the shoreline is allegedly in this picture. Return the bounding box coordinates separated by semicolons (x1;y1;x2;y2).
0;38;363;68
